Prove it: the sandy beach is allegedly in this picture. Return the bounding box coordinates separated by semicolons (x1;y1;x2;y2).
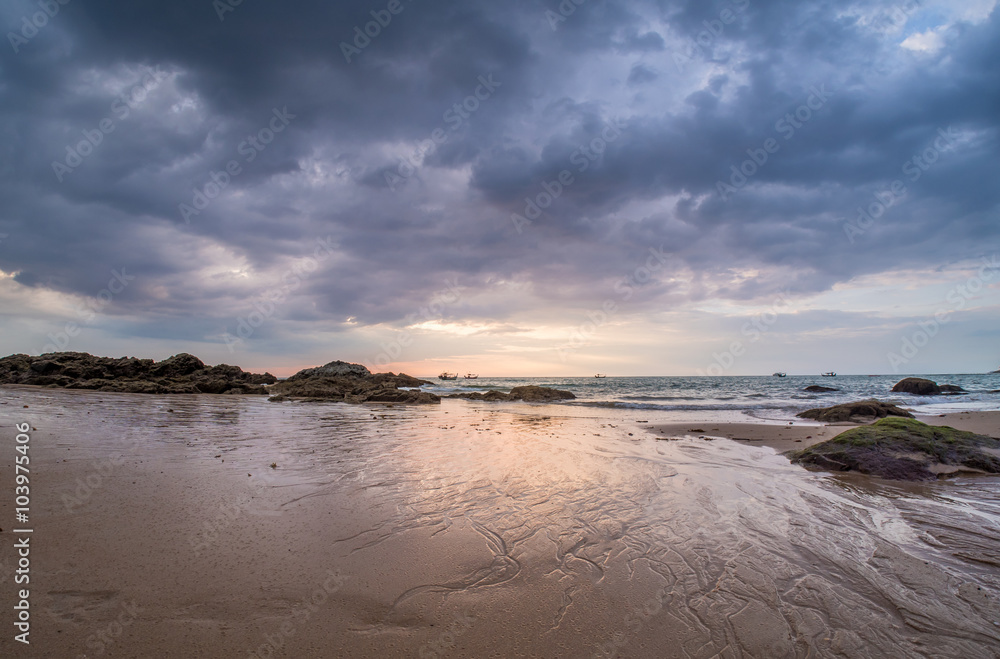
4;0;1000;653
2;388;1000;657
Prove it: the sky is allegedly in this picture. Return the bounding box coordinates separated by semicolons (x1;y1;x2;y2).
0;0;998;377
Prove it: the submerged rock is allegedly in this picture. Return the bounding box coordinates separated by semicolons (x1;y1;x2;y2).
448;390;514;402
0;352;276;394
804;385;839;393
447;385;575;402
789;417;1000;481
509;386;576;401
796;399;913;423
267;360;437;404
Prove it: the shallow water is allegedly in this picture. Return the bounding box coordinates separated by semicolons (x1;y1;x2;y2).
3;387;1000;657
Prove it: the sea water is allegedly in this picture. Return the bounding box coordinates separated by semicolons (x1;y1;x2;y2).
420;373;1000;419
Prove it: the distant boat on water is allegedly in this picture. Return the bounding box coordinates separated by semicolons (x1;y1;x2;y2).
822;372;837;377
772;372;787;377
464;373;478;379
438;372;458;380
594;374;607;378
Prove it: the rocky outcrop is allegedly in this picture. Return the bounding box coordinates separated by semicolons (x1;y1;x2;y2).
348;388;440;404
267;360;437;404
789;417;1000;481
509;386;576;401
891;377;941;395
447;386;575;402
283;360;373;380
804;385;839;393
448;390;514;402
0;352;276;394
796;399;913;423
890;377;967;395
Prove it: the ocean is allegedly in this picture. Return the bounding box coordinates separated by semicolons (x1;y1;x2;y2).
420;373;1000;419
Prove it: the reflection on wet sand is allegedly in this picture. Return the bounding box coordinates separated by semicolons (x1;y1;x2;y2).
2;387;999;657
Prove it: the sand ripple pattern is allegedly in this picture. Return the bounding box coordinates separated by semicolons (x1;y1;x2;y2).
10;389;1000;658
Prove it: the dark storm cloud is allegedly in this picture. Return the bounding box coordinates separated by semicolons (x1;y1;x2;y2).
627;63;659;85
0;0;997;353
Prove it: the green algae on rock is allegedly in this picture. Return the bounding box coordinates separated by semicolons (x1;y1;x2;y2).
789;417;1000;481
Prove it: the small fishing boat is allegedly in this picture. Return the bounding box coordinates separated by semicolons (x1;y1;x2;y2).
822;372;836;377
772;372;787;377
438;372;458;380
594;374;607;378
464;373;478;379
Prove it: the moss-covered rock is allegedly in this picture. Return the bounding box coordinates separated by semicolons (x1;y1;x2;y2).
788;417;1000;481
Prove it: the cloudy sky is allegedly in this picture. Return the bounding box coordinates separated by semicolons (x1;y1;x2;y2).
0;0;997;377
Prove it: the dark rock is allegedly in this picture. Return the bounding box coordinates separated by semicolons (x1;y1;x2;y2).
447;386;575;402
350;389;441;404
804;385;839;393
449;390;519;402
195;379;268;395
150;353;205;378
508;386;575;401
285;360;372;381
0;351;276;395
797;399;913;423
366;372;430;388
267;362;437;404
801;453;849;472
29;360;60;375
109;380;178;394
789;417;1000;481
891;377;941;395
938;384;967;394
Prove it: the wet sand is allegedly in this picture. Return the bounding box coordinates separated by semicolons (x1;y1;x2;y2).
919;410;1000;437
648;410;1000;453
645;419;857;452
2;388;1000;657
